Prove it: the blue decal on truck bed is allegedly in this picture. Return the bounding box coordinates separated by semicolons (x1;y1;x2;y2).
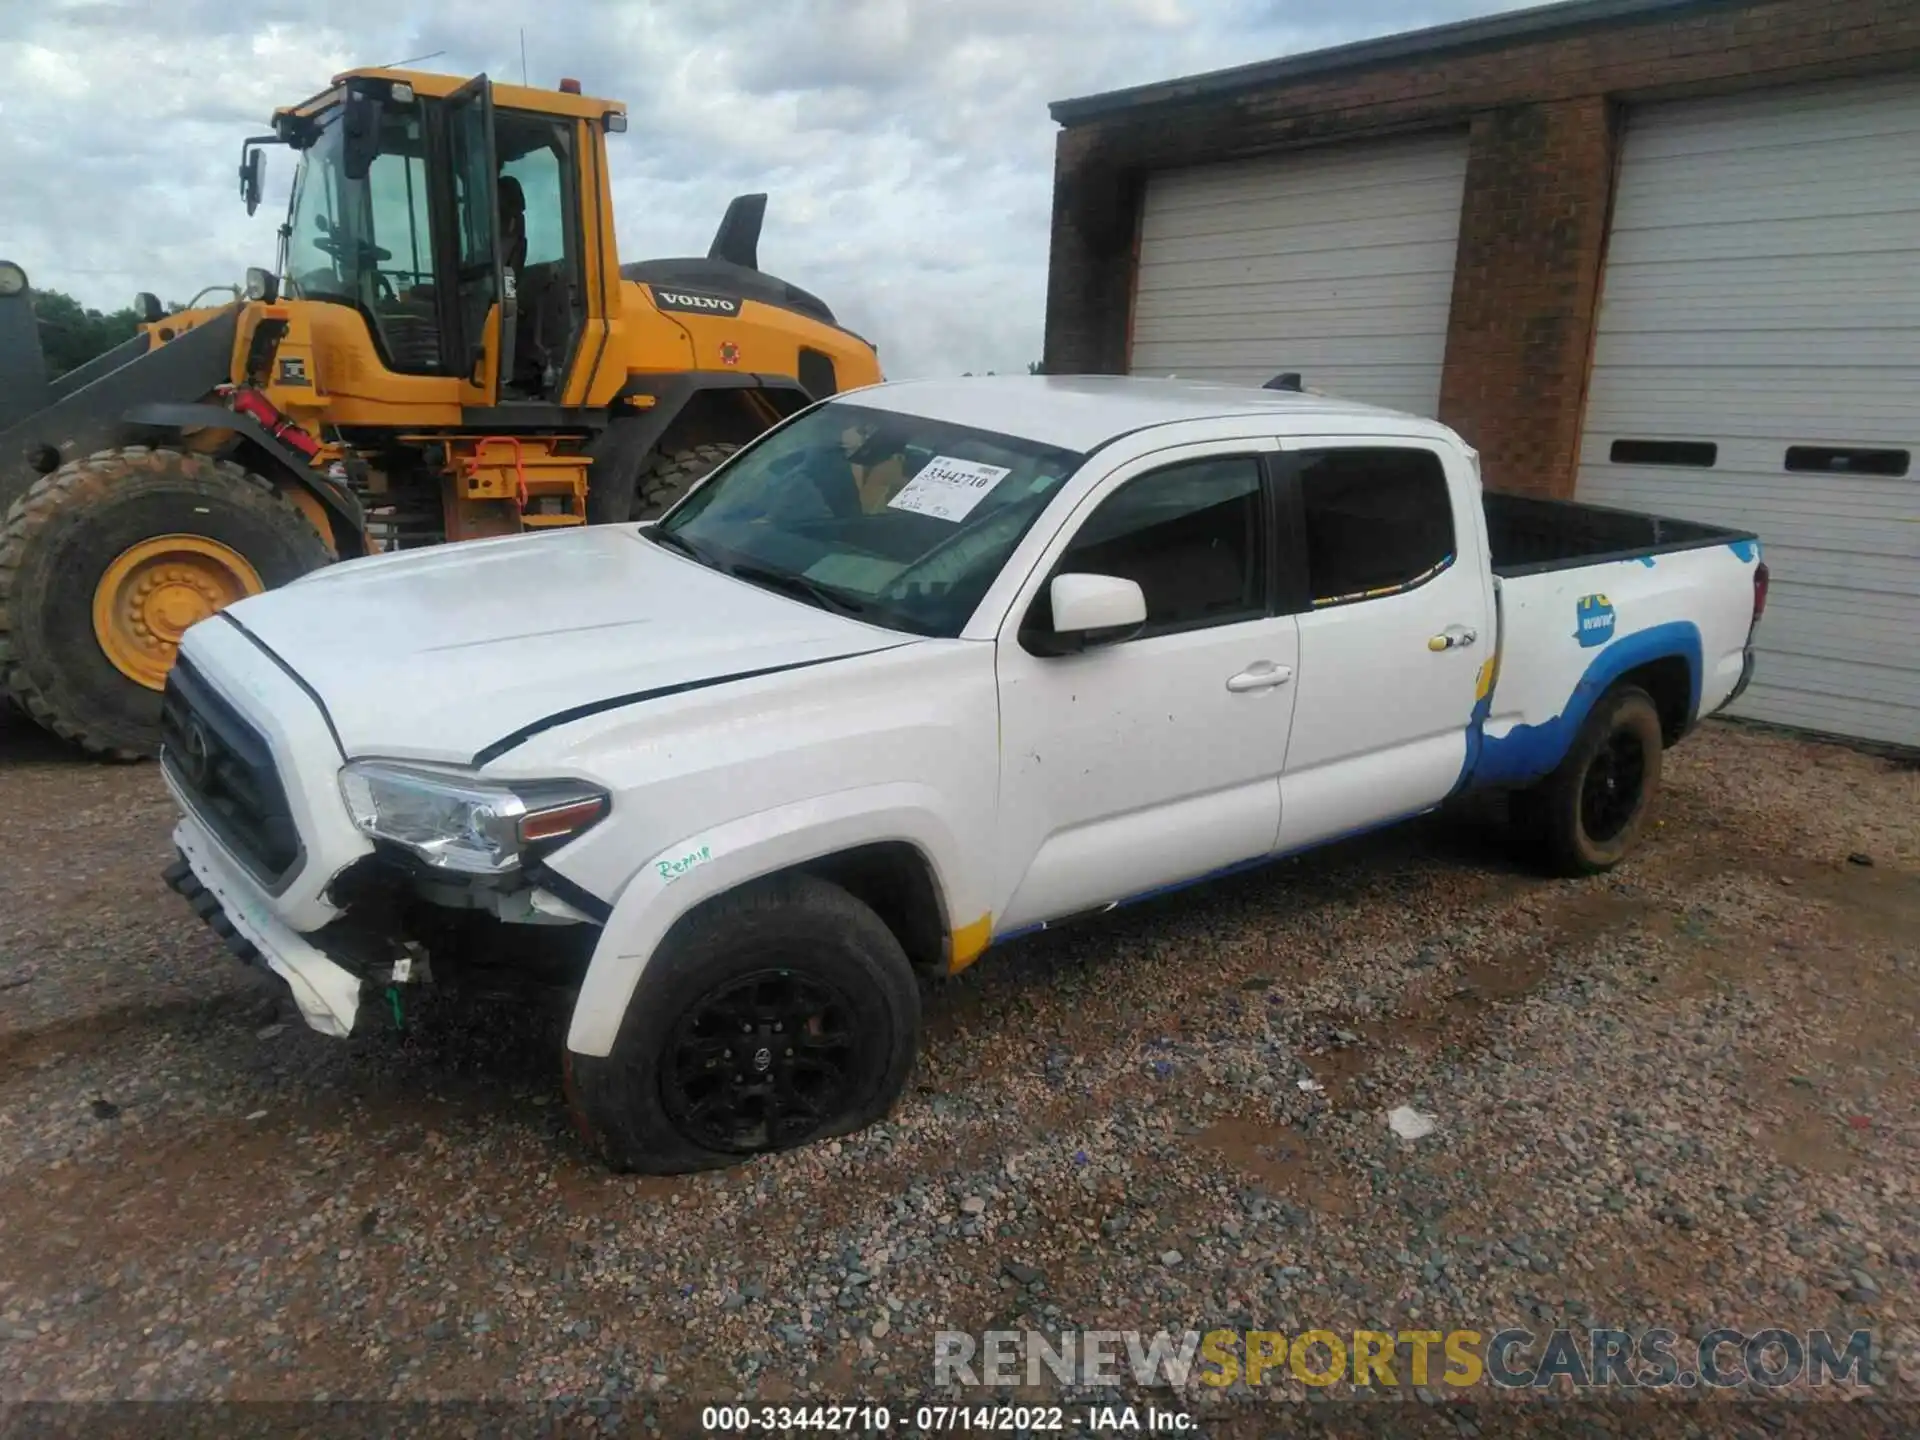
1468;621;1702;790
1575;594;1616;648
1727;538;1760;563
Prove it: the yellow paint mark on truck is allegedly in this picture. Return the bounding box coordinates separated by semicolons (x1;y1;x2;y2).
946;915;993;974
1475;654;1496;701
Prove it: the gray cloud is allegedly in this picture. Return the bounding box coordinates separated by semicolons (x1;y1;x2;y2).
0;0;1530;378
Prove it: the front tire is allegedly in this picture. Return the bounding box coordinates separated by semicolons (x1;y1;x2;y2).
565;873;920;1173
1512;684;1664;877
0;447;332;758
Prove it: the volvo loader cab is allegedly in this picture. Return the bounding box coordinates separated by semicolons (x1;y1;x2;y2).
0;69;883;758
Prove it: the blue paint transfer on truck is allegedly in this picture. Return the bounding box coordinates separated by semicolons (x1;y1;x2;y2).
1728;538;1760;563
1467;621;1703;789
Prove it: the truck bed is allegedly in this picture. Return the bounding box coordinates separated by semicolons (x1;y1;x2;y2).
1485;492;1754;577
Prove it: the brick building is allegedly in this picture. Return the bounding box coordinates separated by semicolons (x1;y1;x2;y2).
1042;0;1919;744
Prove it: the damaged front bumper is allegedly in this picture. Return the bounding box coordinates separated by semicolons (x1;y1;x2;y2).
166;814;365;1037
166;814;595;1040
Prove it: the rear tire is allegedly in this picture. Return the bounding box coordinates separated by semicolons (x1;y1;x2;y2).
565;872;920;1174
633;443;737;521
0;447;332;758
1512;684;1664;877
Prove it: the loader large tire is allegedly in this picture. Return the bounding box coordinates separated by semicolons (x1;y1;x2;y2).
0;447;332;759
633;443;737;521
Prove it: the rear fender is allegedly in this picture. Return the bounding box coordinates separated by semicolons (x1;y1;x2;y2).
1469;621;1702;788
561;784;968;1056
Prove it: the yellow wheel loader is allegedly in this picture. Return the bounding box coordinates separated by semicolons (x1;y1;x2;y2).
0;69;882;757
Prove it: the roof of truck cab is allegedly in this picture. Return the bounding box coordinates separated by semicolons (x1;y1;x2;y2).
838;375;1462;454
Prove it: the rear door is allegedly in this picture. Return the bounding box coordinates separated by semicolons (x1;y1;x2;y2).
441;75;510;397
1273;440;1494;851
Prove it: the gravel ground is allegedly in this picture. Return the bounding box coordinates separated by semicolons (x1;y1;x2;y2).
0;707;1914;1435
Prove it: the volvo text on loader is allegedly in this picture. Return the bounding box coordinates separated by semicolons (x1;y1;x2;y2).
0;69;881;757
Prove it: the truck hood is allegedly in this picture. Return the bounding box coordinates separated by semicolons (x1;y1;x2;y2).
216;526;907;762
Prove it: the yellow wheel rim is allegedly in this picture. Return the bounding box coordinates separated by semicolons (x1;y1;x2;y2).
92;534;264;690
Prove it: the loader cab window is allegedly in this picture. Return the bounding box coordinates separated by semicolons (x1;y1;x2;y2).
282;104;444;374
279;91;583;391
367;151;433;291
493;112;582;399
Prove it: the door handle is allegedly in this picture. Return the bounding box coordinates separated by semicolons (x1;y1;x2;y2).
1428;627;1478;652
1226;662;1293;692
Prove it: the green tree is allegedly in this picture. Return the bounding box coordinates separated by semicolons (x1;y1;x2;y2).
31;289;145;377
1027;360;1044;374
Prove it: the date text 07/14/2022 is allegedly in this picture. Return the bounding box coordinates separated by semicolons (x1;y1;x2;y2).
699;1403;1194;1432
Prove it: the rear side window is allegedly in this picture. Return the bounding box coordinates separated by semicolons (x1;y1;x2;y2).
1296;448;1455;606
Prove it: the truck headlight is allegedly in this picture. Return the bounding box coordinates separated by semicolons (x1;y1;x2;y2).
338;761;609;875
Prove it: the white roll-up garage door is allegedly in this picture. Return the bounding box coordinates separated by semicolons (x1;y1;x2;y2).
1129;132;1469;415
1577;76;1920;747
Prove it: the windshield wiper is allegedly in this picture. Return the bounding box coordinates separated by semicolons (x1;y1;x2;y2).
646;527;714;567
723;560;872;618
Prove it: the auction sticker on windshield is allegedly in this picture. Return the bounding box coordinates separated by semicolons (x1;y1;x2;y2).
886;456;1012;523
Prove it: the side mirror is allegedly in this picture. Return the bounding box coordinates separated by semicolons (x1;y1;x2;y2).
240;147;267;216
1032;573;1147;655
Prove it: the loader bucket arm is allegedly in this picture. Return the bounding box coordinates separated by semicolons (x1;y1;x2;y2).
0;306;240;518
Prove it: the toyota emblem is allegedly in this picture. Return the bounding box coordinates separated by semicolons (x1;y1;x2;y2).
179;717;213;788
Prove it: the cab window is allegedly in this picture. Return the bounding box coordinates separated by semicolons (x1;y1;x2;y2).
1296;448;1455;606
1051;457;1268;635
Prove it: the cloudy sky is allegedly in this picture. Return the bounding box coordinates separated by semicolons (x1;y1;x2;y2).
0;0;1533;379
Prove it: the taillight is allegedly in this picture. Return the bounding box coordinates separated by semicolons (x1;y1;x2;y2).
1752;562;1770;625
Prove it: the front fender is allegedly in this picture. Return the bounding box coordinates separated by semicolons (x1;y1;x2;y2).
565;783;975;1056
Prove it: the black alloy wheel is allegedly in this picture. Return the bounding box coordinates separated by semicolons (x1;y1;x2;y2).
1579;728;1648;844
662;969;860;1153
563;871;921;1173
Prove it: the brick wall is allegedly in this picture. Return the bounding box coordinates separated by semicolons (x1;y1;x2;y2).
1042;127;1138;397
1435;98;1617;497
1043;0;1920;495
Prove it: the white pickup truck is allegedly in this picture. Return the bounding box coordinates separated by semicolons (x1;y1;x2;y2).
159;376;1767;1171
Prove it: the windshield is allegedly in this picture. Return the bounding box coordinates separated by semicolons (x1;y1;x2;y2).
282;106;439;371
657;403;1086;637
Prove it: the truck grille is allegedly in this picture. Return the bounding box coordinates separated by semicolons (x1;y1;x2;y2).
160;656;302;885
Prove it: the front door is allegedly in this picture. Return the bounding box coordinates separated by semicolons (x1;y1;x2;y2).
442;74;508;395
993;446;1298;933
1274;440;1495;851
